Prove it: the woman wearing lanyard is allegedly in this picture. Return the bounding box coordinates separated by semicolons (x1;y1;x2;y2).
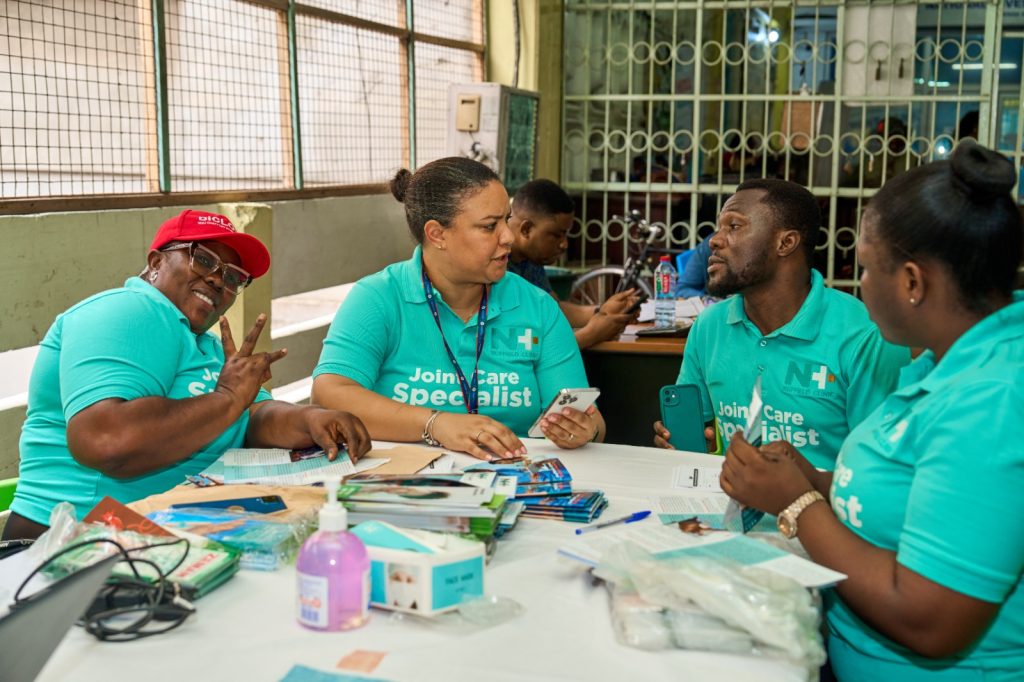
312;157;605;460
720;141;1024;680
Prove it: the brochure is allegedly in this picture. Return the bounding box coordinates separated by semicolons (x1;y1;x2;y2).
465;457;573;496
337;483;494;508
201;447;387;485
652;494;777;533
558;523;846;589
521;490;607;523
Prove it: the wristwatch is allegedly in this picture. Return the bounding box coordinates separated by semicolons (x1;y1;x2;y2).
422;410;442;447
777;490;826;539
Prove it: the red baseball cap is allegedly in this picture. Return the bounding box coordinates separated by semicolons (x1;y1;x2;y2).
150;210;271;278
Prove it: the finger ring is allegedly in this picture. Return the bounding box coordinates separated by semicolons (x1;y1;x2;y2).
475;429;485;443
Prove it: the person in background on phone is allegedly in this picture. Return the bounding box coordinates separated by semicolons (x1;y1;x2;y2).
653;179;910;469
311;159;606;460
507;179;640;349
721;141;1024;681
674;238;712;299
4;210;371;542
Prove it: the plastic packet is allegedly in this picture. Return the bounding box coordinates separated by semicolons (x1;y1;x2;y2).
0;503;82;604
594;540;825;673
724;376;767;533
458;594;523;626
14;502;81;569
379;594;523;634
606;583;674;650
6;503;244;603
146;506;314;571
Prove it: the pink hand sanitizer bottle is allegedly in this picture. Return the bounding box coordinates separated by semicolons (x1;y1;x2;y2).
296;476;370;631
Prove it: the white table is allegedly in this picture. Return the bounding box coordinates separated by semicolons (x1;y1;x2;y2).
36;440;808;682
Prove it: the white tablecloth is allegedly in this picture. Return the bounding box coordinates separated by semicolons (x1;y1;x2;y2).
35;440;808;682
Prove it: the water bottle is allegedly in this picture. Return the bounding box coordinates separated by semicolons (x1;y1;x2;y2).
296;476;370;631
654;255;677;327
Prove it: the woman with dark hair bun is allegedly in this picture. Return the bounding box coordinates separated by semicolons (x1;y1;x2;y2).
719;141;1024;680
312;157;605;460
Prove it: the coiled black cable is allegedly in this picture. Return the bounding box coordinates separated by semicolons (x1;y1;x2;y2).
11;536;196;642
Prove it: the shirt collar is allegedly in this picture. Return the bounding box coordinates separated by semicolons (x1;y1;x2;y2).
899;290;1024;394
123;276;191;329
397;245;521;320
726;269;826;340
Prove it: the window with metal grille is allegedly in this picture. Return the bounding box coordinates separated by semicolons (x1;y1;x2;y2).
0;0;484;207
562;0;1024;290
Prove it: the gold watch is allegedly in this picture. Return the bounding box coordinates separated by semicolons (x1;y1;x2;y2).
777;490;826;539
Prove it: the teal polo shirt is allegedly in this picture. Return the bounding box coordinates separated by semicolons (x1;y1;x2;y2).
826;292;1024;681
13;277;270;525
677;270;910;469
314;247;588;436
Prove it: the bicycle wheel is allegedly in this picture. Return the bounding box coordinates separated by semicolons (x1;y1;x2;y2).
569;267;654;307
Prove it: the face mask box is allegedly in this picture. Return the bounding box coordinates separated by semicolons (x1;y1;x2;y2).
350;521;485;616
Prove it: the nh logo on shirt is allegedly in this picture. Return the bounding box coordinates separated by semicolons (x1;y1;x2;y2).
810;365;834;390
492;327;538;353
517;328;537;350
783;361;836;396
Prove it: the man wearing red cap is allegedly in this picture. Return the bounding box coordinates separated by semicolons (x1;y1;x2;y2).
4;210;371;542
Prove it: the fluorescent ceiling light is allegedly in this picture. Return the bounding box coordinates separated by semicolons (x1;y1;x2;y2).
951;63;1017;70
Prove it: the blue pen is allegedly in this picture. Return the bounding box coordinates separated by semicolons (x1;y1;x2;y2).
575;510;651;535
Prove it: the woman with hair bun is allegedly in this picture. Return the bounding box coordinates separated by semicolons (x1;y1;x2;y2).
720;141;1024;680
312;158;605;460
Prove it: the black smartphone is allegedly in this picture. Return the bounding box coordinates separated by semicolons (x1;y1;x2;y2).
625;294;649;315
636;323;691;337
170;495;287;513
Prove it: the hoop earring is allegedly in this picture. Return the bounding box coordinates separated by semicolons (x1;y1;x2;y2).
148;271;158;283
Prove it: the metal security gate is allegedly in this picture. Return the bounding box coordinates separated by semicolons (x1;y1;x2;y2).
561;0;1024;289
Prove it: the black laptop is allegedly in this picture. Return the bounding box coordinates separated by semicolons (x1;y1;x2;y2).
0;555;118;682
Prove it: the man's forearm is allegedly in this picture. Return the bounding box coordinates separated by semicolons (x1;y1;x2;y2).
246;401;316;448
559;300;596;328
67;391;246;478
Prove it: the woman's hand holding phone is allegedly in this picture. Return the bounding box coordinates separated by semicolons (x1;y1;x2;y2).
540;405;599;450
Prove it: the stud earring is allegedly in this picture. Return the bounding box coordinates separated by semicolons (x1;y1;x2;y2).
909;297;916;305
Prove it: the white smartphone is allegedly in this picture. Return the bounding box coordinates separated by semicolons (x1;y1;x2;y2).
528;387;602;438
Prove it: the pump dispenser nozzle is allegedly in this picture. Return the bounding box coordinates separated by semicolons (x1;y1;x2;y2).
318;475;347;532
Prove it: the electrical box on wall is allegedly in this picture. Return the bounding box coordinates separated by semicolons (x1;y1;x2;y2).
446;83;539;194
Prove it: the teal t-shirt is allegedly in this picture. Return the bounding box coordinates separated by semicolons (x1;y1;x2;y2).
677;270;910;469
313;247;588;436
13;277;271;525
826;292;1024;681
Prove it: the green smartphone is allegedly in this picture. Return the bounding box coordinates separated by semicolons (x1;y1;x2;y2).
659;384;707;453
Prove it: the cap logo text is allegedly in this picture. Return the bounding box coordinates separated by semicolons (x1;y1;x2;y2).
196;214;236;232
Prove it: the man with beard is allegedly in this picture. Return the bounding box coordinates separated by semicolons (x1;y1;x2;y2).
653;179;909;470
507;179;639;349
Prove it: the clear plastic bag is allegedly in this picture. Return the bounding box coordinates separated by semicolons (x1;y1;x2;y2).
378;594;524;634
146;506;315;571
594;541;825;674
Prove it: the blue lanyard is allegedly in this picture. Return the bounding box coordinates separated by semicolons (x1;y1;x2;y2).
421;264;489;414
